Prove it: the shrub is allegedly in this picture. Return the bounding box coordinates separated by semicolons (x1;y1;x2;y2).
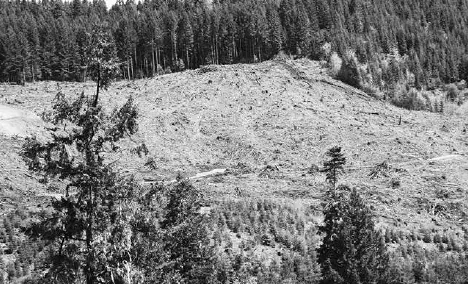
392;87;427;111
423;232;432;243
391;177;401;188
336;54;361;88
308;164;320;175
328;52;342;77
261;234;274;247
447;84;459;102
361;84;382;99
198;65;219;74
442;234;449;244
439;243;446;252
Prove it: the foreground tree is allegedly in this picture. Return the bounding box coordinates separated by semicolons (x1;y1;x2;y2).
22;93;139;284
318;187;389;284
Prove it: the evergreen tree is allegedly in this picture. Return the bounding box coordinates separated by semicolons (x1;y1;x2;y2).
295;0;312;55
318;187;389;284
266;4;283;57
321;146;346;189
160;179;215;283
1;0;468;90
22;93;139;284
88;25;120;106
124;178;216;284
114;17;138;80
177;11;194;70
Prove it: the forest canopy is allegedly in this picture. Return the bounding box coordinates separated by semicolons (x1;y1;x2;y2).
1;0;468;90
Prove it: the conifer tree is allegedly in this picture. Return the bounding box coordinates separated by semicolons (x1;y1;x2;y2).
178;12;194;69
321;146;346;189
266;4;283;57
88;25;120;107
22;93;139;284
318;187;389;284
160;179;214;283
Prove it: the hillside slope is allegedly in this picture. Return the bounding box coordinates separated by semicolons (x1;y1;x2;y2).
1;59;467;234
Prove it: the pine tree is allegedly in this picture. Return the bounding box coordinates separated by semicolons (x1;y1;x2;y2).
318;187;389;284
88;25;120;106
177;11;194;70
279;0;297;55
114;17;138;80
125;178;216;284
295;0;311;56
321;146;346;189
165;11;179;68
160;179;214;283
266;4;283;57
22;93;139;284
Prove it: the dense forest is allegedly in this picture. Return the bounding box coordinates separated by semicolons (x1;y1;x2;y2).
1;0;468;91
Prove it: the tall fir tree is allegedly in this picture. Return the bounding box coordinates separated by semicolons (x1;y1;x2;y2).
318;187;389;284
321;146;346;189
22;92;139;284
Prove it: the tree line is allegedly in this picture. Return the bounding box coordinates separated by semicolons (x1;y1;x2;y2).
1;0;468;90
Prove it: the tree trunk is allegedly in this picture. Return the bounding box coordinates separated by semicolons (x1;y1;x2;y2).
127;58;131;80
233;37;237;59
216;37;218;64
258;38;262;62
94;65;100;107
22;67;26;86
85;188;95;284
156;47;159;74
152;40;156;76
134;47;137;80
211;41;215;64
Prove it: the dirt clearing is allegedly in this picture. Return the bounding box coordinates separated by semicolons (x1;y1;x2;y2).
0;59;467;231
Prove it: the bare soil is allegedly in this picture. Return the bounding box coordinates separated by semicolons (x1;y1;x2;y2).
0;59;467;235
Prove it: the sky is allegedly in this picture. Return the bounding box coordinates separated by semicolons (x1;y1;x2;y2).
105;0;116;8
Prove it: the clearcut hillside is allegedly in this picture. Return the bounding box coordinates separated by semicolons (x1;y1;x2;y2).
1;59;467;236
